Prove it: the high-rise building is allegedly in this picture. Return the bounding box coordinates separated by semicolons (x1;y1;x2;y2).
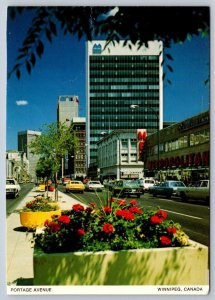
70;117;87;179
57;95;79;124
18;130;41;181
86;40;163;167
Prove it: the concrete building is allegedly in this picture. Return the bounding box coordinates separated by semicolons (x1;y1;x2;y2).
86;40;163;168
18;130;41;181
6;151;29;182
145;110;209;182
57;95;79;124
97;129;144;180
70;117;87;179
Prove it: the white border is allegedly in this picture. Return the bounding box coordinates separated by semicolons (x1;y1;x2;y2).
1;1;214;299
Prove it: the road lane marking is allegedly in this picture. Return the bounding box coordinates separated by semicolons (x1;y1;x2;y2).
146;205;202;220
164;209;202;220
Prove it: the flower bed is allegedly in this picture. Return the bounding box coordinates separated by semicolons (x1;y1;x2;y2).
33;200;208;285
20;197;60;229
33;240;208;285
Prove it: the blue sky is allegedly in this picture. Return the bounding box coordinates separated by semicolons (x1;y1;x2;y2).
6;8;210;150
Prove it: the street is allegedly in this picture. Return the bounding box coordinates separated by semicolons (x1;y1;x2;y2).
58;186;210;246
6;183;34;216
6;184;210;246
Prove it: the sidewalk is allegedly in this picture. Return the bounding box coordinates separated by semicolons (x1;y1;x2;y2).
7;187;87;285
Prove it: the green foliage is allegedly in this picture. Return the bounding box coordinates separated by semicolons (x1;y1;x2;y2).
29;121;78;175
8;6;209;81
36;157;53;180
35;199;189;253
21;196;60;212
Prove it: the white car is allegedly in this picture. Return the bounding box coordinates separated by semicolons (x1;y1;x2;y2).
85;181;104;192
6;178;21;198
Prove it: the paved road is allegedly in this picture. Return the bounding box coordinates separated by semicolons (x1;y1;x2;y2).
6;183;34;216
58;186;210;246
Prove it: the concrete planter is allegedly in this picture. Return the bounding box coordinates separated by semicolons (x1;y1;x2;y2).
33;240;208;285
20;209;61;229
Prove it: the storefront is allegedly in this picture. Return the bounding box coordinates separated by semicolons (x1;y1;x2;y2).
145;111;209;183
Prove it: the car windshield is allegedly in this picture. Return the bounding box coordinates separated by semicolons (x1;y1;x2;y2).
6;180;15;185
145;180;154;184
90;181;101;185
71;181;81;184
124;180;137;187
170;182;185;187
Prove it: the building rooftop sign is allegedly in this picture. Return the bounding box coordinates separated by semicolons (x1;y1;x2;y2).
178;112;209;132
93;43;102;54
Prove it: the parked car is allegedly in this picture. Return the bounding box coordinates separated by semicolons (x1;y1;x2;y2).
135;178;155;193
65;180;85;193
6;178;21;198
85;181;104;192
150;180;186;198
176;180;209;202
112;180;142;198
62;177;71;186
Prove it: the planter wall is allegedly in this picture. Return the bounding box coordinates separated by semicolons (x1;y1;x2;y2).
20;210;61;229
33;240;208;285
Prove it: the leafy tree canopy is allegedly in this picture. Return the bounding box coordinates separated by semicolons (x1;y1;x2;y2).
8;6;209;79
29;122;78;174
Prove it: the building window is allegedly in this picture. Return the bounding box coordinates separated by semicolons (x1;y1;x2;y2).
190;129;210;146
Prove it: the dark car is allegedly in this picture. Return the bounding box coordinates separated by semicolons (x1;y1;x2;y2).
112;180;142;198
150;180;186;198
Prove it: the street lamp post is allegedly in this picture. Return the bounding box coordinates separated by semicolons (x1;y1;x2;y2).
130;105;160;180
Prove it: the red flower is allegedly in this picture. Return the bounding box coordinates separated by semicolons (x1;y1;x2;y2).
103;206;112;214
116;209;135;220
58;215;70;224
160;236;172;246
77;228;85;235
156;210;167;220
44;219;49;226
48;221;61;233
167;227;177;235
129;206;143;214
73;204;85;212
130;199;138;206
102;223;115;234
150;215;162;224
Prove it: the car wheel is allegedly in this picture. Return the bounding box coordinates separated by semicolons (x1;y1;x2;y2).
180;192;187;202
152;193;157;197
136;194;140;198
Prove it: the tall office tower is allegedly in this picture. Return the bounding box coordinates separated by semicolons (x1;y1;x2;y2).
18;130;41;181
86;40;163;166
57;95;79;124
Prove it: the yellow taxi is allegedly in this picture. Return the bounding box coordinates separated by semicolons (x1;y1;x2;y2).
65;180;85;193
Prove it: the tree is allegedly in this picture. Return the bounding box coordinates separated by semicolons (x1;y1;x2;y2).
8;6;209;81
29;122;78;200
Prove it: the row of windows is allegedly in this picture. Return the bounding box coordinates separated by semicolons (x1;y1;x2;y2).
90;78;159;83
90;55;159;62
90;65;159;71
90;70;159;75
90;74;159;79
90;83;159;90
149;129;209;155
74;168;86;173
90;96;159;102
89;101;159;106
